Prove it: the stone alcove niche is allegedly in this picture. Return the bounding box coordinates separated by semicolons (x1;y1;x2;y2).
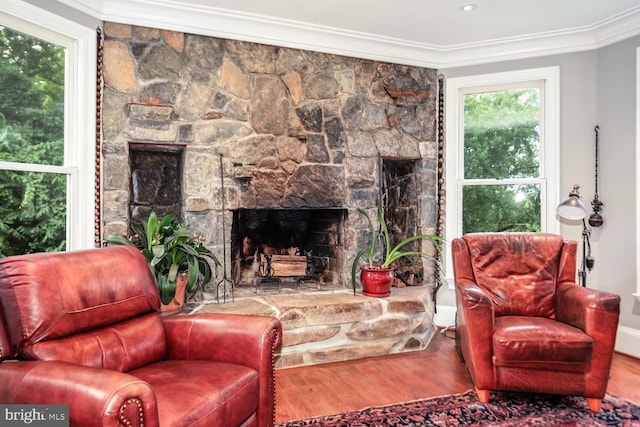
129;142;184;227
382;157;424;285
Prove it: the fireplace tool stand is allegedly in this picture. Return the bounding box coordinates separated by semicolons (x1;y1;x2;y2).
215;153;233;303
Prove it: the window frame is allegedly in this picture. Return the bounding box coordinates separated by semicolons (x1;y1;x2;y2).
0;0;96;251
636;47;640;300
444;67;560;283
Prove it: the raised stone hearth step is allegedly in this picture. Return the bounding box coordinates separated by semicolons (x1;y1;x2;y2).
191;286;436;369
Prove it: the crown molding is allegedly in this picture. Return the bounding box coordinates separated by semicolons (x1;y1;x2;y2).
591;5;640;48
56;0;640;69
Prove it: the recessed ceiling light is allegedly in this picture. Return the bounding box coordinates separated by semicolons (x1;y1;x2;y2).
461;4;477;12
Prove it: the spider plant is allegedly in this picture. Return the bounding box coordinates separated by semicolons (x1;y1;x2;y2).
351;204;441;295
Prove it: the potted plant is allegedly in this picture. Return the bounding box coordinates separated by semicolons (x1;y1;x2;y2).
107;212;220;313
351;204;441;297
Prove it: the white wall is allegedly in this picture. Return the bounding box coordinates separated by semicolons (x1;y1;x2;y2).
596;35;640;355
440;43;640;357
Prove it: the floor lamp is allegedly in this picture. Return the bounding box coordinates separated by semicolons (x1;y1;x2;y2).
556;185;594;287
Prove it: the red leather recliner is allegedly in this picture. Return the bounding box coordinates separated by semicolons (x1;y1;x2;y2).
452;233;620;412
0;246;283;427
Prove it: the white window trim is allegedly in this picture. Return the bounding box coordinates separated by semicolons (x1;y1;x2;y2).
444;67;560;285
635;47;640;300
1;0;96;251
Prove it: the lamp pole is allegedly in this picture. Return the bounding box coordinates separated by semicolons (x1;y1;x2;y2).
579;218;595;287
579;221;588;287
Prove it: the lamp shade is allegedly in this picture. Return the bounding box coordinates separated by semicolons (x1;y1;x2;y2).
557;188;587;220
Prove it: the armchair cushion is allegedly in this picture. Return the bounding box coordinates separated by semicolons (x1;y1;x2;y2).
131;360;258;427
27;313;167;371
493;316;593;372
463;233;564;317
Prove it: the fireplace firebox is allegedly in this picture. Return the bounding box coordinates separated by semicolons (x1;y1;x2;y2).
231;209;346;290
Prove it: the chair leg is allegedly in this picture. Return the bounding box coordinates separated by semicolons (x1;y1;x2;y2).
586;398;601;412
475;388;490;403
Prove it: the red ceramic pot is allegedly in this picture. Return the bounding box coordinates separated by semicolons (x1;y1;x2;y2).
160;272;189;314
360;265;394;297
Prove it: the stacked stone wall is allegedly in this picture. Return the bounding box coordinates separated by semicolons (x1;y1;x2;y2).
100;22;439;291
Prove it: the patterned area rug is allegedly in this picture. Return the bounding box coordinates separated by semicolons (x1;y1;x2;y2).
277;390;640;426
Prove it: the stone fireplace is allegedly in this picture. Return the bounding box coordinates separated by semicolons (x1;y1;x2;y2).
100;21;441;368
101;22;440;295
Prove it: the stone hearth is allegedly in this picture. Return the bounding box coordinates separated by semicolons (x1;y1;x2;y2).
190;286;435;369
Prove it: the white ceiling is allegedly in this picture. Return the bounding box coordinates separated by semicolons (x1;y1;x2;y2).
59;0;640;68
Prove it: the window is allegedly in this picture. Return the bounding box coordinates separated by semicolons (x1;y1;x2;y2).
445;67;560;279
0;2;96;256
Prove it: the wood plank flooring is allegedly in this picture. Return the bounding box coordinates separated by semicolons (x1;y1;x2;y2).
275;327;640;423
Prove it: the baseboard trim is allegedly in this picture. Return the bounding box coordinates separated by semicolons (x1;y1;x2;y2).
615;325;640;358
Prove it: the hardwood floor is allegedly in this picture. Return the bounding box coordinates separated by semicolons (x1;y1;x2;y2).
275;327;640;423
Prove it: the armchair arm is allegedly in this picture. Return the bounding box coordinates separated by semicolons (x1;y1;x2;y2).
556;283;620;396
163;313;282;427
0;360;159;427
162;313;282;367
455;279;495;389
556;283;620;334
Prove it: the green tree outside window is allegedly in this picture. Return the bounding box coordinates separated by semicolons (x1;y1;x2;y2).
0;26;66;256
461;88;542;234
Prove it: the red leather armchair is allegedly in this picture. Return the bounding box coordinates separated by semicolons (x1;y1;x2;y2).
452;233;620;412
0;246;283;427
